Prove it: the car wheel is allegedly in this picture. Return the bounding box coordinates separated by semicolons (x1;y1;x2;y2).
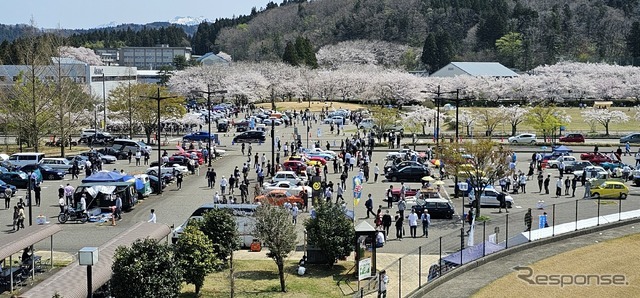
620;193;627;200
550;164;558;168
512;140;518;144
47;174;55;180
530;140;536;144
391;176;398;182
592;192;600;199
507;201;512;208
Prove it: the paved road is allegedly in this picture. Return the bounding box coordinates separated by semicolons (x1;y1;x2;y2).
1;117;639;258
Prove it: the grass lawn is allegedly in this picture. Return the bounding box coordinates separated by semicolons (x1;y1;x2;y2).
180;259;352;298
451;107;639;136
474;233;640;297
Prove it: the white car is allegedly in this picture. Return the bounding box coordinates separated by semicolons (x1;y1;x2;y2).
468;186;514;208
546;156;577;168
146;164;189;176
573;166;609;180
271;171;302;185
508;133;537;144
386;149;416;161
262;181;312;195
358;118;375;129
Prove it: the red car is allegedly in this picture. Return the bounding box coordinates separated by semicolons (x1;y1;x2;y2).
559;133;585;143
283;160;307;173
306;156;327;166
579;152;612;164
388;187;420;202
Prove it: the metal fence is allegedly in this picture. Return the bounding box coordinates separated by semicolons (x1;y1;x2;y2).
355;194;640;298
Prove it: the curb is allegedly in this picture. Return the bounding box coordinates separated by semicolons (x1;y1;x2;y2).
407;216;640;297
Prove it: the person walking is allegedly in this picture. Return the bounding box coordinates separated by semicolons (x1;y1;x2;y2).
397;198;406;218
386;185;393;208
176;172;183;190
135;150;142;166
537;172;544;192
394;214;403;241
408;209;418;238
127;150;133;164
335;183;344;204
544;174;551;195
4;187;10;209
148;209;157;223
16;206;25;231
421;210;431;237
374;163;380;182
291;204;299;225
382;210;392;238
115;196;123;220
34;183;41;207
555;178;562;197
71;160;79;180
524;208;532;232
365;194;375;218
220;176;228;195
378;270;389;298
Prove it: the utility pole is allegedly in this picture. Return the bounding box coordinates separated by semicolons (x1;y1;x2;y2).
146;88;174;195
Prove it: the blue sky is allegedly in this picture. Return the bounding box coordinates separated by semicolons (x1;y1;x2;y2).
1;0;272;29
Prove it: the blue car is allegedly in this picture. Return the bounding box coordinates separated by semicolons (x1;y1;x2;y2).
0;179;17;196
182;131;216;142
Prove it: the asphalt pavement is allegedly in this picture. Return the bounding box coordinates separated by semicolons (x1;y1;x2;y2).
1;117;639;260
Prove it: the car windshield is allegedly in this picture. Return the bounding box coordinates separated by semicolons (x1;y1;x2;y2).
137;141;147;147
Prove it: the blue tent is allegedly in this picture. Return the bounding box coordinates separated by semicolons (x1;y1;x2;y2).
82;171;130;183
552;145;573;153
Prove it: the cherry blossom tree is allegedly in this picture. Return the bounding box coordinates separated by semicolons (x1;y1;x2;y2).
581;108;630;136
458;110;477;137
58;46;104;65
499;105;530;136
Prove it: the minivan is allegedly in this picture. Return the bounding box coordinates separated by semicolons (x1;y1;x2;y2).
8;152;46;167
111;139;152;154
172;203;259;247
232;130;266;144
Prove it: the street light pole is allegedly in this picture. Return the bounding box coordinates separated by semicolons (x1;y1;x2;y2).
194;86;227;167
102;73;106;131
271;92;276;176
147;88;173;195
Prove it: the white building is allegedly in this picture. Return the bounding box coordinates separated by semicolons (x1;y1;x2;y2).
119;44;192;70
430;62;519;78
0;58;137;100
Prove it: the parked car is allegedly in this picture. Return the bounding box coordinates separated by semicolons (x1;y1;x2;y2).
620;133;640;144
97;148;129;160
508;133;536;144
282;161;307;173
271;171;303;185
388;186;421;202
384;165;430;182
0;171;31;188
41;157;83;173
262;181;311;194
255;190;305;207
559;133;585;143
633;170;640;186
590;181;629;199
600;161;626;171
384;160;427;174
79;152;117;164
386;149;417;161
182;131;216;142
546;156;577;168
564;161;593;173
573;166;609;180
579;152;613;164
148;175;165;193
19;164;65;180
81;132;113;145
232;130;266;144
406;189;453;219
146;164;188;176
468;186;514;208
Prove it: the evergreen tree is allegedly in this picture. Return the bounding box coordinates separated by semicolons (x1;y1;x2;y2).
421;32;437;72
282;41;299;66
627;21;640;61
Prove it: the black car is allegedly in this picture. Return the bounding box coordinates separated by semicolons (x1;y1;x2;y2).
19;164;65;180
411;198;455;219
149;175;165;193
83;133;114;145
565;161;593;173
232;130;266;144
97;148;129;160
235;120;249;132
384;160;428;174
217;121;229;132
385;165;429;182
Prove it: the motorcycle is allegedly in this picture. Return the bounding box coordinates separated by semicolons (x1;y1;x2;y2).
58;206;89;224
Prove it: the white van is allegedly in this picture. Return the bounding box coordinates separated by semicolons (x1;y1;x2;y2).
111;139;152;154
8;152;46;167
172;203;258;248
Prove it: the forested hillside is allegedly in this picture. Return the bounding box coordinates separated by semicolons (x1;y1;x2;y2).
1;0;640;71
216;0;640;70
